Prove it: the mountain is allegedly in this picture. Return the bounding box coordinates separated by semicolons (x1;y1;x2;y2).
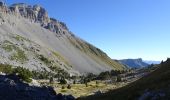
118;58;149;68
80;58;170;100
144;60;161;64
0;2;125;75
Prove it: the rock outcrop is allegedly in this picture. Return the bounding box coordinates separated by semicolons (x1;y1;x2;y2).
0;1;8;13
118;58;149;68
8;3;68;35
0;74;75;100
0;2;68;36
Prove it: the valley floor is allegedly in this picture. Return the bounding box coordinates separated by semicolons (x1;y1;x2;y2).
37;72;142;98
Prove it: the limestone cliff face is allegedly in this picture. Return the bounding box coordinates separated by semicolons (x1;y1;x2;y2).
118;58;149;68
8;3;68;35
0;2;8;13
9;3;49;23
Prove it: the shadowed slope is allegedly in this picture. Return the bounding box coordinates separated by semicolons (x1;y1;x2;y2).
79;58;170;100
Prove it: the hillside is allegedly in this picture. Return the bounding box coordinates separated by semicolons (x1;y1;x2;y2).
0;2;125;75
80;58;170;100
118;58;149;68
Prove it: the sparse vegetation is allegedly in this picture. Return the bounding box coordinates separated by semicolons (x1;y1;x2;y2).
1;40;28;62
1;40;14;52
10;49;28;62
0;64;13;74
14;67;33;83
38;54;51;65
0;64;32;83
52;51;71;67
68;37;125;70
49;65;60;72
12;34;31;42
14;35;25;41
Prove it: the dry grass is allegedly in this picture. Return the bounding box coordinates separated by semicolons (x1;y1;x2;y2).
38;80;128;98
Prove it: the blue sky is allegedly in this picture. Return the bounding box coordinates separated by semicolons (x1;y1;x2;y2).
6;0;170;61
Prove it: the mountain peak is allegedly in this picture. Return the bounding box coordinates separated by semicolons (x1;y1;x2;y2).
0;2;69;36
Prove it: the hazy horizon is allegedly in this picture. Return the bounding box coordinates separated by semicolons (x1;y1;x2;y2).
6;0;170;61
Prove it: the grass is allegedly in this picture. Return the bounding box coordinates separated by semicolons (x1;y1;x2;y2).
60;89;67;93
10;49;28;62
1;40;14;52
12;34;30;42
68;37;125;70
37;54;63;72
46;81;119;98
1;40;28;62
52;51;71;67
14;35;24;41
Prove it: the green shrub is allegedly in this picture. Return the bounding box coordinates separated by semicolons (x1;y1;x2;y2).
32;71;51;79
61;86;65;89
0;64;13;74
117;76;122;82
38;54;51;65
73;80;76;84
14;67;33;83
49;77;54;84
0;64;33;83
10;49;28;62
60;78;67;84
98;71;111;80
67;84;71;89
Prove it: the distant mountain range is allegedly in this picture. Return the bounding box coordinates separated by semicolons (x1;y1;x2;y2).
117;58;149;68
144;60;161;64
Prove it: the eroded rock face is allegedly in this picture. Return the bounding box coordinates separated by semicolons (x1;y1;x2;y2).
0;2;69;35
0;1;8;13
10;3;50;23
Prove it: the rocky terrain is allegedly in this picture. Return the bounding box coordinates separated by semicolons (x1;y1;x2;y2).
0;74;75;100
0;2;126;76
118;58;149;68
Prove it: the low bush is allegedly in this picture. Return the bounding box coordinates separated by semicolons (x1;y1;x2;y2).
67;84;71;89
38;54;51;65
14;67;33;83
0;64;33;83
60;78;67;84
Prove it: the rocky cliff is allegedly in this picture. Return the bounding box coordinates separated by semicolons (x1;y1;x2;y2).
9;3;69;35
118;58;149;68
